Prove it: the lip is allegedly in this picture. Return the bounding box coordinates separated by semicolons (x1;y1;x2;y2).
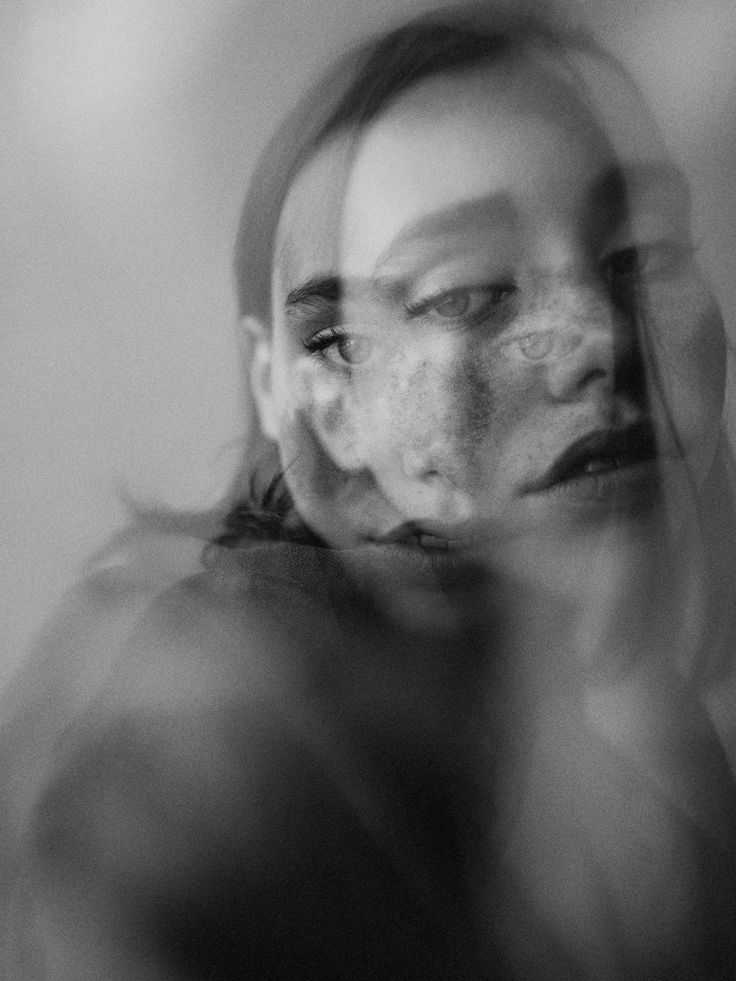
524;420;660;507
374;521;476;550
364;521;485;582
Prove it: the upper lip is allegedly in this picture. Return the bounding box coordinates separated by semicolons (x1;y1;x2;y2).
526;419;659;493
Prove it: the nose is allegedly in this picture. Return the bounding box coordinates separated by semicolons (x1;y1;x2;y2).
545;323;613;402
401;444;454;485
541;283;642;404
397;356;492;490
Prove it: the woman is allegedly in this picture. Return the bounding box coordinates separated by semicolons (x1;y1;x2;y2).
10;4;736;978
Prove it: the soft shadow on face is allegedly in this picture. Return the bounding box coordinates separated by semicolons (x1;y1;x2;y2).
254;53;725;581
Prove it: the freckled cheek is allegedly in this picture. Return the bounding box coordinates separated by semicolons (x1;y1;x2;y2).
276;349;549;482
286;363;439;473
364;353;536;463
386;354;528;463
475;360;550;477
275;363;372;471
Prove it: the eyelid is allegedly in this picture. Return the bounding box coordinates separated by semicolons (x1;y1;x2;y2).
302;324;377;370
302;324;348;356
405;282;517;322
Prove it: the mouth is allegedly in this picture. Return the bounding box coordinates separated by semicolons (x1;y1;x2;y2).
525;420;660;505
364;521;484;581
374;522;471;551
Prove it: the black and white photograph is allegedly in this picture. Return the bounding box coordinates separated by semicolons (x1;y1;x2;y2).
3;1;736;976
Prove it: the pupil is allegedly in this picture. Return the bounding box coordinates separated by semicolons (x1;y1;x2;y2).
338;335;372;364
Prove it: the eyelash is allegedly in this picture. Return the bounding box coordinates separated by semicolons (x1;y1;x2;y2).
301;283;517;368
302;325;344;355
302;325;374;371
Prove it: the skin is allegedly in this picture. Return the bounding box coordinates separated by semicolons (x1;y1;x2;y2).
248;55;725;577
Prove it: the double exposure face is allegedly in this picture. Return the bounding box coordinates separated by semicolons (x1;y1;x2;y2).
250;55;725;569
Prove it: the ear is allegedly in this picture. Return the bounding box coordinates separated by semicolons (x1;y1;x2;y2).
243;315;279;442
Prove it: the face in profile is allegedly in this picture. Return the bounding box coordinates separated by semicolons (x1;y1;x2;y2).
250;52;725;565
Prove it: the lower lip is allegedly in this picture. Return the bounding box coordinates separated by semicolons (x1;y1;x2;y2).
364;540;484;583
533;458;660;509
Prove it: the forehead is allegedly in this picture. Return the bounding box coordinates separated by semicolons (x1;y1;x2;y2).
273;54;668;301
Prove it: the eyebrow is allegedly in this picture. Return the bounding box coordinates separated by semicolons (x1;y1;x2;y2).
285;275;342;311
285;274;402;316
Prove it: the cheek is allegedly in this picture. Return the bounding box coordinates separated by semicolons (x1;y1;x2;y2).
275;340;545;503
388;353;498;450
273;373;366;537
645;285;726;445
275;396;399;546
279;406;352;502
277;351;437;474
484;359;553;484
275;361;365;471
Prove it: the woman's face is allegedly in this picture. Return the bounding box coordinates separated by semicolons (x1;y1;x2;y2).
250;56;725;563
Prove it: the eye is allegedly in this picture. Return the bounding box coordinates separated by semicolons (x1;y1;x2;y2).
407;283;516;322
302;327;375;368
515;331;554;360
329;334;373;366
431;290;474;317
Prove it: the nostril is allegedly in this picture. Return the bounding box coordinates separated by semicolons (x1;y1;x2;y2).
402;446;435;480
402;443;465;487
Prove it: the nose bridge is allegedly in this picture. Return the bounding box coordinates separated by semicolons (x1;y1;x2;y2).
398;347;492;484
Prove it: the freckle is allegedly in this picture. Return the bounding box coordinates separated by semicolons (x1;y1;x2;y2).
452;358;494;434
319;396;344;433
